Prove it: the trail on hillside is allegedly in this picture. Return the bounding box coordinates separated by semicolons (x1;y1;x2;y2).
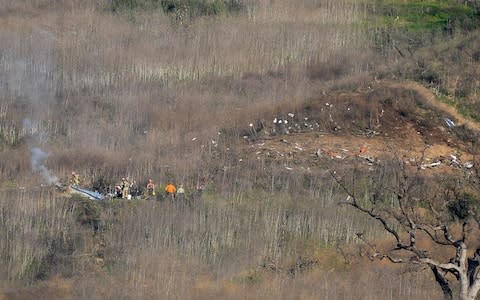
385;80;480;132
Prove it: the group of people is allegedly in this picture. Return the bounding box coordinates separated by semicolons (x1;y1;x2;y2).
116;177;185;200
69;171;202;202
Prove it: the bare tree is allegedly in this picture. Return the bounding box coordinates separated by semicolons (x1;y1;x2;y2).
332;157;480;300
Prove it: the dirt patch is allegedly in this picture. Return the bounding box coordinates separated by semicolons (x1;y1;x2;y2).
236;80;478;173
384;80;480;132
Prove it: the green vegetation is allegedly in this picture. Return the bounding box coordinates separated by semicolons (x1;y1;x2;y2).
368;0;480;123
373;0;479;33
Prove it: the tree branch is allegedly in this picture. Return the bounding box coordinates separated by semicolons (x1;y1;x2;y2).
419;258;461;273
341;199;405;247
417;225;453;246
431;266;453;300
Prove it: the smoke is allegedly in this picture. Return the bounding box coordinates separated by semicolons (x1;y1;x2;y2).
4;30;61;185
31;147;59;185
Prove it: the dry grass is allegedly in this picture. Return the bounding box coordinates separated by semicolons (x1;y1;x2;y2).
0;0;378;194
0;0;463;299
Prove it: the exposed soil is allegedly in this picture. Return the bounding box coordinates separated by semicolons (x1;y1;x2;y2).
238;80;478;173
384;80;480;132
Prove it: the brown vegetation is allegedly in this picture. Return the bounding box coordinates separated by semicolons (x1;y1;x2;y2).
1;0;479;299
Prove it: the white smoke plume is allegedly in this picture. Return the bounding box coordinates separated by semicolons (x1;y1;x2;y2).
31;147;58;185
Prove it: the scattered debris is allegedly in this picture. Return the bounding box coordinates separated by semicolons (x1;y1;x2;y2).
444;118;455;128
360;156;376;165
294;143;304;151
421;161;441;169
359;146;368;155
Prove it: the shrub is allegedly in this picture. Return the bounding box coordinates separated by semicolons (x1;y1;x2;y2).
472;50;480;62
447;193;478;220
71;195;101;228
414;61;442;85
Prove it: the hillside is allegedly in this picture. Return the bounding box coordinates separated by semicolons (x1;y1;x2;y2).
1;1;480;299
236;79;477;169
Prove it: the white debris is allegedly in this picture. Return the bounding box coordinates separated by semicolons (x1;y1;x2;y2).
278;120;283;124
284;120;288;124
273;118;277;124
444;118;455;128
295;145;303;151
249;123;254;127
450;154;461;166
288;113;294;118
192;137;197;141
285;166;293;170
464;162;474;169
420;161;441;170
326;103;329;106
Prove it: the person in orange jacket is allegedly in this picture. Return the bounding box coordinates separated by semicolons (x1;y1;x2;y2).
165;182;177;199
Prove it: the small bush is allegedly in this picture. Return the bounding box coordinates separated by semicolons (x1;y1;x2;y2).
447;193;477;220
414;60;442;85
472;50;480;62
71;195;101;227
451;124;477;143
